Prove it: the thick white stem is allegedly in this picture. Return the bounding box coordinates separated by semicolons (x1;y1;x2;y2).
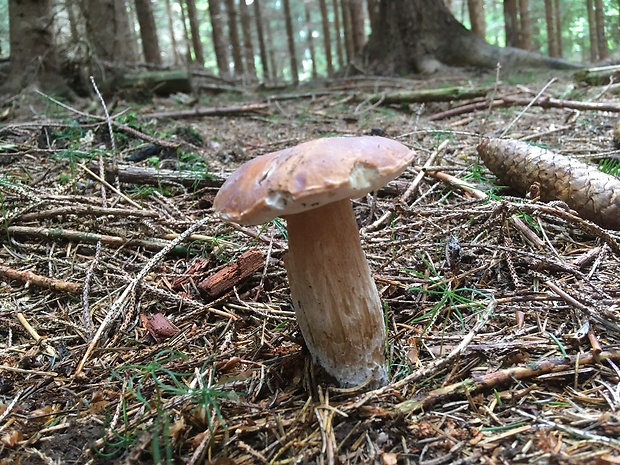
284;199;387;387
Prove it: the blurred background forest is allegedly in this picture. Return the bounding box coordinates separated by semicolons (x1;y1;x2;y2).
0;0;619;96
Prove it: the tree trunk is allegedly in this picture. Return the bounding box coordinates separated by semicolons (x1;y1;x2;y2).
6;0;65;93
586;0;598;61
67;0;80;44
503;0;518;47
517;0;531;50
349;0;366;54
367;0;379;33
253;0;270;81
467;0;485;40
239;0;257;81
341;0;354;62
544;0;557;57
282;0;299;83
165;0;180;65
319;0;334;76
224;0;244;75
264;4;279;80
594;0;608;60
124;0;142;60
209;0;230;78
304;1;318;79
332;0;345;67
185;0;205;65
84;0;138;62
553;0;562;56
134;0;162;64
364;0;578;75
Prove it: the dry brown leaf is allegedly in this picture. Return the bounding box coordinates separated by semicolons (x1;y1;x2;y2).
382;452;398;465
1;430;23;447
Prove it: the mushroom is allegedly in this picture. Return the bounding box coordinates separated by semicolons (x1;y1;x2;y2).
213;136;415;387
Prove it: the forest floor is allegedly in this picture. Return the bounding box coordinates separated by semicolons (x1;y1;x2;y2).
1;68;620;465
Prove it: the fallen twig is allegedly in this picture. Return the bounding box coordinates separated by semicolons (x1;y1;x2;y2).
99;163;224;189
350;300;496;409
16;312;58;357
0;264;81;294
15;205;158;222
396;349;620;415
139;103;269;119
7;225;194;256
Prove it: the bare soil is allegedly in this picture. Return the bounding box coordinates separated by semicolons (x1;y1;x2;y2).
1;69;620;465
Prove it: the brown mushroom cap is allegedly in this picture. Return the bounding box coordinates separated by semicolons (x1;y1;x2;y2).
213;136;415;225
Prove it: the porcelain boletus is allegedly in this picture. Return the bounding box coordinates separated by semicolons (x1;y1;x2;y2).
213;136;415;387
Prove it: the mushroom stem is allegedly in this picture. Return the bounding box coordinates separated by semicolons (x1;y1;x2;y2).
284;198;388;387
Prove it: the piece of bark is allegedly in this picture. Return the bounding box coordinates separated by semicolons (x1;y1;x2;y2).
197;249;264;300
171;258;210;289
477;138;620;230
141;313;180;342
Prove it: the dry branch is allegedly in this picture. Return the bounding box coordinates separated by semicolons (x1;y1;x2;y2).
356;86;493;105
573;65;620;86
7;225;194;256
100;163;224;189
429;95;620;120
138;103;269;120
15;205;159;222
0;264;81;294
397;349;620;414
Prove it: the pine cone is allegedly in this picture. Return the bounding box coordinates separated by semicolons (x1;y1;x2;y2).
477;138;620;230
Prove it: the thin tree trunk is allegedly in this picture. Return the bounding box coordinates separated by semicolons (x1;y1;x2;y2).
264;4;278;80
209;0;230;78
553;0;562;56
134;0;162;64
282;0;299;83
304;1;318;79
123;0;141;61
253;0;270;81
165;0;180;65
518;0;531;50
544;0;557;57
225;0;244;75
319;0;334;75
349;0;366;54
586;0;598;61
594;0;608;59
239;0;257;81
467;0;486;40
178;0;192;63
367;0;379;33
341;0;354;61
503;0;518;47
178;0;194;63
332;0;345;67
185;0;205;65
